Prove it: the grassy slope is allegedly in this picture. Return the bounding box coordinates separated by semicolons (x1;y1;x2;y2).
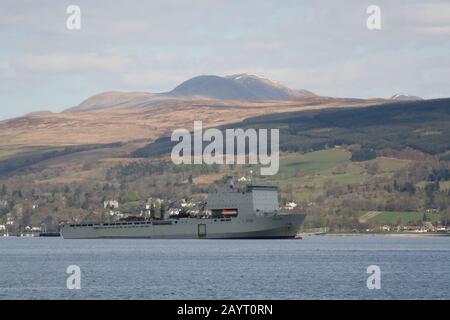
367;211;440;225
252;149;410;201
135;98;450;161
249;98;450;155
278;148;350;176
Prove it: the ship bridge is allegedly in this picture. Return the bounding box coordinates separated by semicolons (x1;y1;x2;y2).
206;185;279;218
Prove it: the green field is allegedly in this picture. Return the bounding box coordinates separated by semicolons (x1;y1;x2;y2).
364;211;441;225
277;148;350;177
255;148;411;202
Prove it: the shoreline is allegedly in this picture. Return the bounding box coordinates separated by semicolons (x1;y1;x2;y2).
2;232;449;239
299;232;450;238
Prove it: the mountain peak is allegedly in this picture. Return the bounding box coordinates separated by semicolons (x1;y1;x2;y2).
391;93;424;101
168;74;315;100
226;73;261;81
167;75;254;99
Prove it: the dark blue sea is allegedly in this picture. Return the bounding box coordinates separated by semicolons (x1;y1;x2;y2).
0;236;449;299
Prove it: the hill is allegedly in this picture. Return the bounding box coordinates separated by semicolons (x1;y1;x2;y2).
168;75;254;99
133;98;450;157
67;74;317;112
64;91;167;112
226;74;315;99
168;74;316;100
168;74;315;100
1;96;449;231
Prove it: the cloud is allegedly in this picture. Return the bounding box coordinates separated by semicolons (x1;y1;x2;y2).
14;51;131;73
411;3;450;25
412;26;450;36
396;2;450;36
110;20;150;33
0;61;16;78
122;72;186;91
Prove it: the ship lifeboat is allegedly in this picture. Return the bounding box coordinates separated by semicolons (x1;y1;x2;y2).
222;209;238;217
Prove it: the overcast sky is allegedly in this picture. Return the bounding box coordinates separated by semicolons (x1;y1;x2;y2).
1;0;450;119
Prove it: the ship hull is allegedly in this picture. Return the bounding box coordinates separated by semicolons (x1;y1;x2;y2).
61;214;305;239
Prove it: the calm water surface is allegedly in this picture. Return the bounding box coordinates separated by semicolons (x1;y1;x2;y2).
0;236;449;299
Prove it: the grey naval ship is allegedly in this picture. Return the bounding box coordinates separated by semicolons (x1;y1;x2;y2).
61;184;305;239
